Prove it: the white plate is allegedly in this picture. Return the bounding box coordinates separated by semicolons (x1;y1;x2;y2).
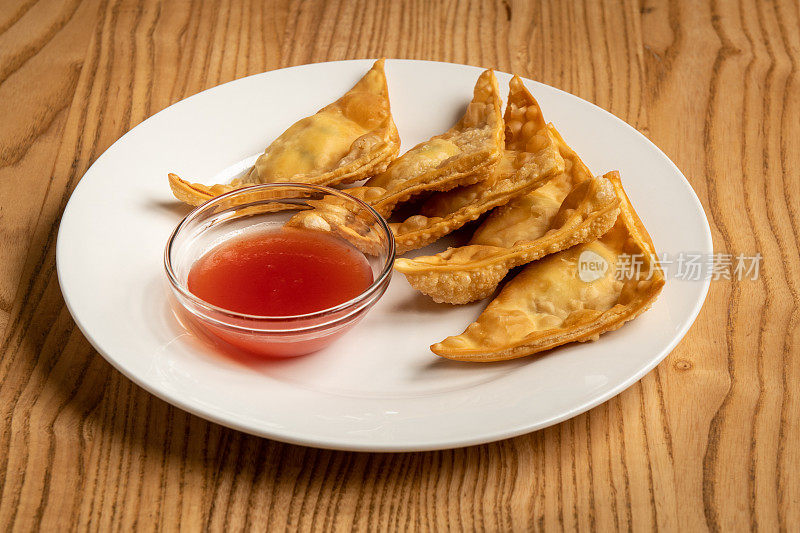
57;59;712;452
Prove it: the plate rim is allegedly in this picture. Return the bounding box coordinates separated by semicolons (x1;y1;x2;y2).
56;58;713;452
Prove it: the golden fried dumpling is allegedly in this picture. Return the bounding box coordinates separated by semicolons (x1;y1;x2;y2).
394;126;621;304
286;69;505;246
390;76;564;254
355;68;505;216
431;172;665;361
169;59;401;205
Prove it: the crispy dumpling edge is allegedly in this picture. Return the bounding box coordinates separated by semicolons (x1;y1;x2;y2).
361;68;506;216
431;171;666;361
393;172;622;304
285;68;506;246
389;75;565;254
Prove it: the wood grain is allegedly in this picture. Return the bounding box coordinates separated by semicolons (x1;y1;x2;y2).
1;0;798;530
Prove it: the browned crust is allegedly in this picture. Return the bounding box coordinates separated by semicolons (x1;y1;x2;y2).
431;171;666;361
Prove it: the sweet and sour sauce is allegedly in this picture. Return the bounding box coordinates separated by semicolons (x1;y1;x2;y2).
188;227;374;317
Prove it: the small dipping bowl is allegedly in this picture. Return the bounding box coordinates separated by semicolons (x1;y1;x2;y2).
165;183;395;358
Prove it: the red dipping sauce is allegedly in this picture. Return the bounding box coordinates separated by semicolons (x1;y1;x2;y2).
188;227;373;316
179;227;376;358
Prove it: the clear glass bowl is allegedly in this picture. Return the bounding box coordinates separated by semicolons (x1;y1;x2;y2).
165;183;395;358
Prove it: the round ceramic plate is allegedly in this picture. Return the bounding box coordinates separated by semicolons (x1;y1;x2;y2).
57;59;712;452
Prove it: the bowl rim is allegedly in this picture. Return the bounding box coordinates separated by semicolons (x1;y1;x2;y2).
164;182;396;323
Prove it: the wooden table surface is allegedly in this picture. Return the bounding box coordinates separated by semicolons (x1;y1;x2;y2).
2;0;798;530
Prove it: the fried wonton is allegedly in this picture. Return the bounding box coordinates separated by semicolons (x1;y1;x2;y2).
431;172;665;361
394;126;621;304
169;59;401;205
390;76;565;254
286;69;505;248
357;68;505;215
